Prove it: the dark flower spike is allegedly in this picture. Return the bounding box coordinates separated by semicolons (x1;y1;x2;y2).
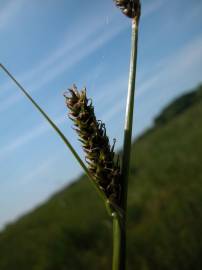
114;0;141;20
64;85;122;211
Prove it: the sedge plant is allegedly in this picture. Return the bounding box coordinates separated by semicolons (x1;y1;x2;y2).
0;0;141;269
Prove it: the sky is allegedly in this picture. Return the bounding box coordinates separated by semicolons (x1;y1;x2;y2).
0;0;202;229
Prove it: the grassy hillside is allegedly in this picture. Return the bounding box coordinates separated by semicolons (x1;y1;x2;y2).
0;85;202;270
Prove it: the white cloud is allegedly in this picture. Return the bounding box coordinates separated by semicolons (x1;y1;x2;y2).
0;0;164;113
0;76;127;160
0;12;126;111
0;0;25;29
3;34;202;159
0;113;66;161
142;0;167;18
0;156;59;230
28;22;127;91
93;73;128;105
98;34;202;132
137;35;202;99
2;2;201;163
20;156;59;185
102;99;124;124
0;122;48;160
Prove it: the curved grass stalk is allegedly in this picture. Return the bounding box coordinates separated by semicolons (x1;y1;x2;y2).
0;63;111;214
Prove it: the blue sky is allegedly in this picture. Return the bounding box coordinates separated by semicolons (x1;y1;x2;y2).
0;0;202;229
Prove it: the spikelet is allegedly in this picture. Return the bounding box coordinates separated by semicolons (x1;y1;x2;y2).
114;0;141;19
64;85;121;209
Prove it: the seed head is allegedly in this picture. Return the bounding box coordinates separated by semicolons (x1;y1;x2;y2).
64;85;121;209
114;0;141;19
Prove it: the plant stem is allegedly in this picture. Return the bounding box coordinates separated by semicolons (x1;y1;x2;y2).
0;63;110;213
112;17;139;270
122;17;139;212
112;214;125;270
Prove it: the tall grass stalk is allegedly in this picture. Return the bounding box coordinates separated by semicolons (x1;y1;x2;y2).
112;5;140;270
0;1;141;268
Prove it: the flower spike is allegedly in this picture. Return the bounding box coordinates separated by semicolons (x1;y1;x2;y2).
64;85;122;210
114;0;141;20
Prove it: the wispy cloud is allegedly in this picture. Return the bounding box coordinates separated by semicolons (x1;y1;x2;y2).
142;0;167;18
97;34;202;131
0;0;25;29
94;73;128;105
29;22;127;91
102;99;124;124
137;34;202;99
0;0;164;113
0;155;59;230
2;1;201;162
0;75;127;160
3;33;202;160
0;13;126;112
20;156;59;185
0;114;66;161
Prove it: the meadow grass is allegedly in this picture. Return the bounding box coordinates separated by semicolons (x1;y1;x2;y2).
0;85;201;269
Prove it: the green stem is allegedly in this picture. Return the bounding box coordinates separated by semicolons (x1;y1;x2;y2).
0;63;110;213
112;214;126;270
121;18;139;211
112;17;139;270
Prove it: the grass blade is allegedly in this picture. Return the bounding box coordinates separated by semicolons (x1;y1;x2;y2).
0;63;110;212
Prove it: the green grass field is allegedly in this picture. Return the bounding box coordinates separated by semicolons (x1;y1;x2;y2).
0;85;202;270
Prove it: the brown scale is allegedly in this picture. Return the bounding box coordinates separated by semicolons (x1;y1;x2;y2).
114;0;141;19
64;85;121;208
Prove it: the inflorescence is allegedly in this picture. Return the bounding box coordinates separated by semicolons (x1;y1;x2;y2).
114;0;141;19
64;85;121;209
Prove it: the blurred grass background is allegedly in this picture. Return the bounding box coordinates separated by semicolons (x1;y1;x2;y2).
0;84;202;270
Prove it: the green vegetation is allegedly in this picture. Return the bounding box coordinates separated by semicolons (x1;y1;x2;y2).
0;84;202;270
155;84;202;125
1;3;140;269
